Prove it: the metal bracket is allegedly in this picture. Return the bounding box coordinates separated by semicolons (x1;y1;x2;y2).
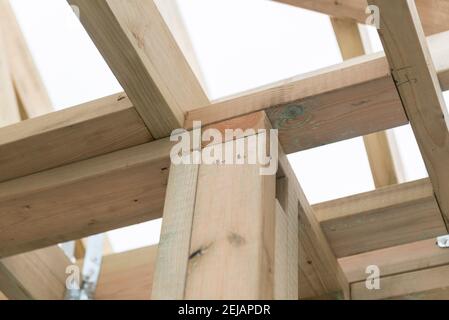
65;233;105;300
437;235;449;248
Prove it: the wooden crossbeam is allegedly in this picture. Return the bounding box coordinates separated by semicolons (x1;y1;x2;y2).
1;30;448;184
69;0;209;138
0;0;52;118
0;246;72;300
0;93;152;183
315;178;446;257
369;0;449;229
275;0;449;36
340;238;449;299
331;17;398;188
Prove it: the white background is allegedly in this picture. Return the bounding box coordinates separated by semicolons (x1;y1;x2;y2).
8;0;446;252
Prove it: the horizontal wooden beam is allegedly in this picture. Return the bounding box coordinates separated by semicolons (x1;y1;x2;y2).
340;238;449;299
275;0;449;36
0;93;152;182
69;0;209;138
0;138;172;257
0;246;71;300
186;30;449;154
314;178;446;257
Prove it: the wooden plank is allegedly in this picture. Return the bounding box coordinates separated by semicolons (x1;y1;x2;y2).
331;17;398;187
274;199;289;300
0;138;173;258
96;245;158;300
151;162;199;300
275;0;449;36
0;246;72;300
278;147;349;299
315;179;446;257
184;134;276;299
0;93;152;182
0;30;20;127
69;0;209;138
0;0;53;118
369;0;449;229
340;237;449;299
187;52;407;154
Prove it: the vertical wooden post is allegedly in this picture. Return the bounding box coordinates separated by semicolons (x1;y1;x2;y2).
153;131;277;299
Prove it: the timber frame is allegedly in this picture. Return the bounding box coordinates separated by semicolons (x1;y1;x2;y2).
1;0;449;300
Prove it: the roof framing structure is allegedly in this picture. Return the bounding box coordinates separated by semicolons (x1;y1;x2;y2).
1;0;449;300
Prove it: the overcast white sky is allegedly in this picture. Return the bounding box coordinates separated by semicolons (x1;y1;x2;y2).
8;0;442;252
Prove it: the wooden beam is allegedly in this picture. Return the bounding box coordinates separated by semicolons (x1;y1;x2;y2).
0;246;72;300
275;0;449;36
277;147;349;299
331;17;398;187
0;138;173;258
96;245;158;300
0;29;20;127
315;178;446;257
369;0;449;228
340;238;449;299
0;0;53;118
69;0;209;138
0;93;152;182
151;162;199;300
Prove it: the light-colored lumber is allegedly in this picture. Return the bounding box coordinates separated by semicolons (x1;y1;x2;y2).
184;134;276;299
96;245;158;300
340;237;449;299
0;31;20;127
315;178;446;257
331;17;398;188
278;146;349;299
275;177;298;300
274;199;289;300
0;0;52;118
0;138;173;258
0;93;152;182
151;162;199;300
369;0;449;229
69;0;209;138
0;246;71;300
276;0;449;36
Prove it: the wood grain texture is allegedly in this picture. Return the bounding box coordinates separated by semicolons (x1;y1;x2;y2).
0;93;152;182
315;179;446;257
274;199;289;300
96;245;158;300
0;246;71;300
369;0;449;229
331;17;398;187
187;53;407;154
0;138;173;258
185;135;276;299
69;0;209;138
340;237;449;299
0;0;53;118
0;30;20;127
152;163;199;300
276;0;449;36
278;147;349;299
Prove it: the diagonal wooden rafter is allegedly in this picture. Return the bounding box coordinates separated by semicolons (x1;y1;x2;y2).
69;0;209;138
0;0;53;118
275;0;449;36
368;0;449;229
